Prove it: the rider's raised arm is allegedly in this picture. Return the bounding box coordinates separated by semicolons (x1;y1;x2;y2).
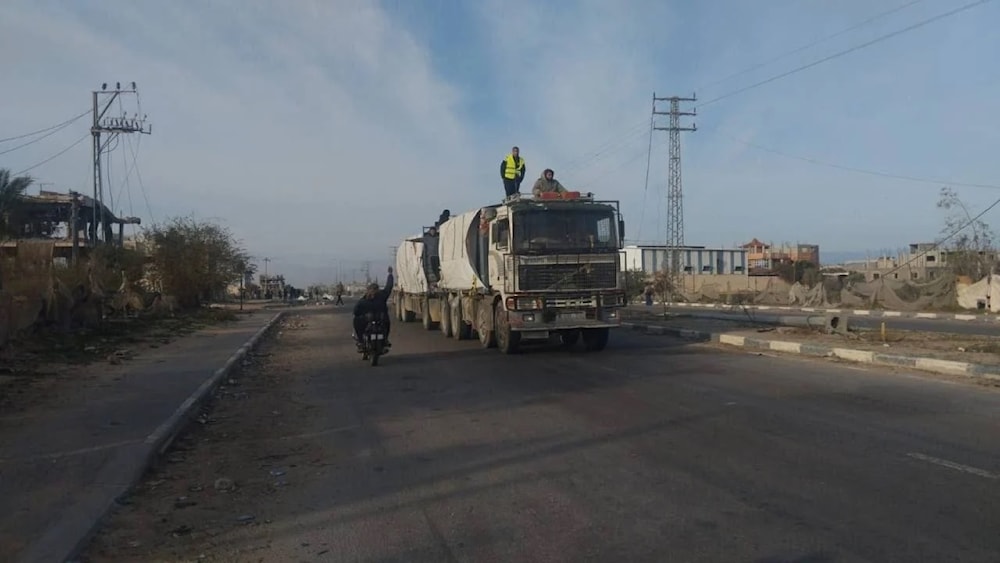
381;268;394;295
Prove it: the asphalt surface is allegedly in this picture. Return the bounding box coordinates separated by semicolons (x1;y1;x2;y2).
635;305;1000;337
87;305;1000;562
0;311;277;563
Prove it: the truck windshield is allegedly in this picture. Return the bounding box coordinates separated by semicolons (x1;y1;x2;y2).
513;209;617;253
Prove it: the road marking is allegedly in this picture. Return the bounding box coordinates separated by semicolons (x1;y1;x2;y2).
906;452;999;480
0;439;142;465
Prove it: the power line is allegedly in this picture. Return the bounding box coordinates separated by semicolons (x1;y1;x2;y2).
0;109;90;144
126;134;155;224
13;133;90;176
637;110;656;242
698;0;925;91
697;0;993;109
0;115;84;156
719;131;1000;190
883;194;1000;278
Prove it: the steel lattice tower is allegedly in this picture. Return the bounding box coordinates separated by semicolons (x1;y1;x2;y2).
653;93;696;294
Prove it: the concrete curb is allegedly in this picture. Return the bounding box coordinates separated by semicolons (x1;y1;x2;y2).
632;302;999;323
622;321;1000;382
43;311;287;563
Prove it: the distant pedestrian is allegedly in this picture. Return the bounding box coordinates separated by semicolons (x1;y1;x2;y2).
501;146;526;198
644;284;654;306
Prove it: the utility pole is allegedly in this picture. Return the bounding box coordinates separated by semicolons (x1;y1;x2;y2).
91;81;151;245
362;261;372;284
653;93;696;299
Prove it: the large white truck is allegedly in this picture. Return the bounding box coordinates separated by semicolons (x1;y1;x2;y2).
393;192;627;353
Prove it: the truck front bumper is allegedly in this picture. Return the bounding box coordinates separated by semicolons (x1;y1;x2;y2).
508;307;622;332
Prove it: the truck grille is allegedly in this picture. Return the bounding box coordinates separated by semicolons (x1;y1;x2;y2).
517;262;617;291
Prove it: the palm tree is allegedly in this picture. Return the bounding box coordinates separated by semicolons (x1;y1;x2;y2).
0;168;33;238
0;168;33;291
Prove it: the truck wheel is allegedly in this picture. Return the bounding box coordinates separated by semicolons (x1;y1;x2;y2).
396;298;404;321
440;299;453;337
422;297;436;330
477;305;496;348
452;301;470;340
582;328;609;352
560;330;581;349
495;306;520;354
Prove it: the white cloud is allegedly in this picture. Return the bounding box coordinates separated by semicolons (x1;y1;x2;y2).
4;0;1000;284
1;0;486;284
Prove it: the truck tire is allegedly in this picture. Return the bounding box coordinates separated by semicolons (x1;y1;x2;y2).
560;329;581;349
452;300;470;340
422;297;436;330
495;305;520;354
582;327;609;352
440;298;453;337
477;305;496;348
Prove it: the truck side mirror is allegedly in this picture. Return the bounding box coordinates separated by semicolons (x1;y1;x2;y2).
618;219;626;245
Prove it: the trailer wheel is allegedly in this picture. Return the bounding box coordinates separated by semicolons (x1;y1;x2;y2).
452;300;470;340
495;305;520;354
440;298;453;337
422;297;436;330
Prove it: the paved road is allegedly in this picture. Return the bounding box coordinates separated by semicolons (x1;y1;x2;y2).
0;311;277;563
87;306;1000;562
632;305;1000;337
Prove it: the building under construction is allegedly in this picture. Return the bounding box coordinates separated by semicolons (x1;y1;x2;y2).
0;189;141;263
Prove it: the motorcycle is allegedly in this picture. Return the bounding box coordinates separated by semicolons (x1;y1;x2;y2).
357;313;389;366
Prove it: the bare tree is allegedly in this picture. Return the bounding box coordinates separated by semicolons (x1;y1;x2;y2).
936;187;996;279
145;217;250;308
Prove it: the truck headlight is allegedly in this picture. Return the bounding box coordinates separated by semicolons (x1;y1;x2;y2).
505;297;543;310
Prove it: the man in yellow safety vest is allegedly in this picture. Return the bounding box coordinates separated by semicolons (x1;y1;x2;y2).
500;146;526;198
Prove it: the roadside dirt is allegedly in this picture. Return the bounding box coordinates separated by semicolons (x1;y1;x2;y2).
0;306;254;416
745;325;1000;365
80;313;324;562
639;316;1000;365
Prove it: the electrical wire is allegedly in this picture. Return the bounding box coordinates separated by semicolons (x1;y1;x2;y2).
882;195;1000;279
0;116;83;156
125;134;155;224
0;109;90;144
718;130;1000;190
698;0;925;91
13;133;90;176
637;113;655;242
697;0;993;109
551;118;650;172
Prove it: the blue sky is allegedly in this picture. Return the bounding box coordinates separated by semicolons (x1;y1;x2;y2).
3;0;999;284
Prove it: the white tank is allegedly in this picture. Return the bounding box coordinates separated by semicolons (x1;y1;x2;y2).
437;209;487;291
395;236;428;293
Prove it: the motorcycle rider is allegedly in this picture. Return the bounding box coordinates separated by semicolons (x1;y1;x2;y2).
353;267;394;349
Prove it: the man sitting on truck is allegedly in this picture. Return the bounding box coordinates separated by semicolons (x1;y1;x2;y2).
353;267;394;348
532;168;568;198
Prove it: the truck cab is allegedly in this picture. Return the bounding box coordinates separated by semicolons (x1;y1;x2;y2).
479;192;627;352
